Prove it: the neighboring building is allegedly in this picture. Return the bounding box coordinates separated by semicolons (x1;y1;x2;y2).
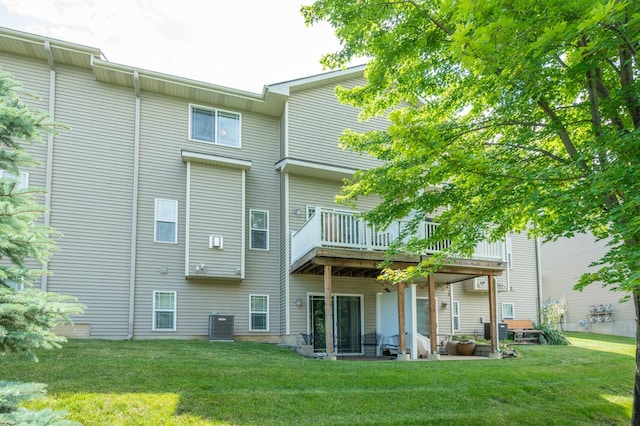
0;27;543;358
541;233;635;338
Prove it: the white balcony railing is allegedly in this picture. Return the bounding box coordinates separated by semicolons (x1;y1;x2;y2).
291;208;505;264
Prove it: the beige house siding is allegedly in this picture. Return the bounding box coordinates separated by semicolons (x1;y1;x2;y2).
451;233;540;336
43;63;135;338
286;78;386;171
541;233;635;337
1;28;546;347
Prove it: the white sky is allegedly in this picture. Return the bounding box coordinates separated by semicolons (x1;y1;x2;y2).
0;0;352;93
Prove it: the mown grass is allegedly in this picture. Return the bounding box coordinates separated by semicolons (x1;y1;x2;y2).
0;332;634;425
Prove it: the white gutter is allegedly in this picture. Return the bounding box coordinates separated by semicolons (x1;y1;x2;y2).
127;70;141;339
41;40;55;291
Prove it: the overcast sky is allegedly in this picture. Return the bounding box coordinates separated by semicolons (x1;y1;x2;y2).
0;0;353;93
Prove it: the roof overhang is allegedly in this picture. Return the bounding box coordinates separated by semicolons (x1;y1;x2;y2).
275;157;359;181
181;150;252;170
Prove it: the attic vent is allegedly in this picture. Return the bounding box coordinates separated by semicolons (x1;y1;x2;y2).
208;315;234;341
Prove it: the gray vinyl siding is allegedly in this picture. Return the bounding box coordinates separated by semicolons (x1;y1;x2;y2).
542;234;635;337
286;78;386;171
1;54;51;206
242;111;281;337
451;233;540;336
188;162;244;278
132;93;281;339
47;65;135;338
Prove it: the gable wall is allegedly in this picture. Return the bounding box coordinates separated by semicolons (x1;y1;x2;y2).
542;233;635;337
286;78;387;171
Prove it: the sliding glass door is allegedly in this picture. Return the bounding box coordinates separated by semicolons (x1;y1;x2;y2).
308;294;363;355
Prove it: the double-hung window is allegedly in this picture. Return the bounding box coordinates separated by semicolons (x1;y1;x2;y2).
155;199;178;243
452;301;460;331
250;209;269;250
502;303;515;320
189;105;241;147
153;291;176;331
250;294;269;331
0;170;28;191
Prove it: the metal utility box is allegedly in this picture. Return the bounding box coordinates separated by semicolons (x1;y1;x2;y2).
208;315;234;341
484;322;507;340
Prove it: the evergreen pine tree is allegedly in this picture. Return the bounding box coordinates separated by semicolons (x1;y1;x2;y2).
0;70;84;425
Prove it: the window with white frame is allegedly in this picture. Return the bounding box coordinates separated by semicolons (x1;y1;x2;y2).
250;209;269;250
250;294;269;331
0;170;28;190
452;301;460;331
189;105;241;147
306;205;316;220
3;278;24;290
153;291;176;331
502;303;515;320
155;199;178;243
505;236;513;269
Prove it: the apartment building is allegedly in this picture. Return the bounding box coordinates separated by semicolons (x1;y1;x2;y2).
0;27;542;358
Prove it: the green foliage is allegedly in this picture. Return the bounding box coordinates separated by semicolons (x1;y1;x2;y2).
303;0;640;293
535;322;570;345
0;381;78;425
303;1;640;416
0;70;83;425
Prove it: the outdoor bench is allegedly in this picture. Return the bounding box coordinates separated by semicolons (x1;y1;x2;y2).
504;319;542;344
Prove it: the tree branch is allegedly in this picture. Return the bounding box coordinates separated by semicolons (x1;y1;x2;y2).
536;97;590;173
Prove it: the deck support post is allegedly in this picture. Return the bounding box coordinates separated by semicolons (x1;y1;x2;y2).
428;275;438;356
324;265;336;360
488;274;499;354
397;281;407;356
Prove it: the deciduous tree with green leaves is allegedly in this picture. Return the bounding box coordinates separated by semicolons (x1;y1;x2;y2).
0;71;84;424
303;0;639;420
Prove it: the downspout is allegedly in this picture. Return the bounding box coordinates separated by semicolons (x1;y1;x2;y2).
535;237;543;323
41;40;55;291
283;101;291;337
127;71;141;339
284;173;291;336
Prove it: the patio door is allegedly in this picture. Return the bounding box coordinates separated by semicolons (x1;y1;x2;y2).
308;294;363;355
416;297;438;338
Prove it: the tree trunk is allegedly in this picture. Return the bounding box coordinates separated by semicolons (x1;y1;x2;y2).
633;292;640;425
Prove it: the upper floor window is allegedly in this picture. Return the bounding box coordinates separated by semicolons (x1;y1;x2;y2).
0;170;28;191
250;209;269;250
189;105;241;147
2;278;24;291
155;198;178;244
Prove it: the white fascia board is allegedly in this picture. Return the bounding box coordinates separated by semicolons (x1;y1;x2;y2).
274;158;359;181
181;150;252;170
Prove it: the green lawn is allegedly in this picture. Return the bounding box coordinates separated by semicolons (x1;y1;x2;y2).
1;332;634;425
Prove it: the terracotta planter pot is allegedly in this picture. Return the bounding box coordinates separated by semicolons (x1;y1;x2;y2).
456;342;476;356
447;340;459;355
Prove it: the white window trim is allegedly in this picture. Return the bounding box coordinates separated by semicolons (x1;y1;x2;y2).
154;198;178;244
249;294;269;332
505;236;513;269
502;302;515;320
249;209;269;251
188;103;242;148
452;301;460;332
1;170;28;190
153;291;177;331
